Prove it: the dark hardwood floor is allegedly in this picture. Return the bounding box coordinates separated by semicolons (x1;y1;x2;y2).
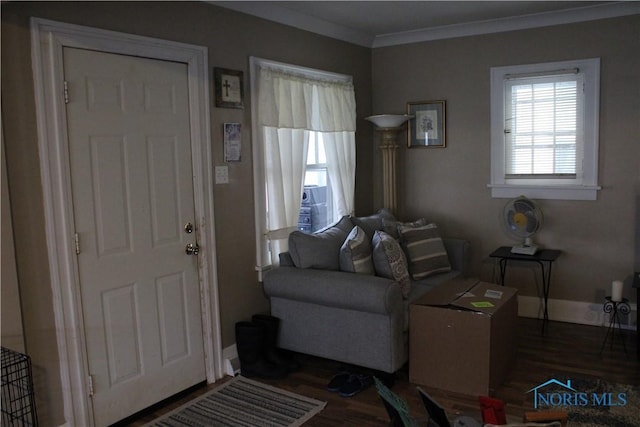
127;318;638;426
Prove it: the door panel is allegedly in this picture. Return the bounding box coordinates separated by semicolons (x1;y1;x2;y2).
148;136;181;246
91;135;132;256
102;284;141;385
157;272;190;363
64;47;205;426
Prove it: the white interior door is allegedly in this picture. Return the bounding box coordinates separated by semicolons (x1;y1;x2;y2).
64;47;205;426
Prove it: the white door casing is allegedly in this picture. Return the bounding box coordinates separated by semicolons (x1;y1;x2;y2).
31;19;222;427
64;47;205;426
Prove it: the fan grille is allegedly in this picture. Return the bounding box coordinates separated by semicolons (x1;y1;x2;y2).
503;196;543;239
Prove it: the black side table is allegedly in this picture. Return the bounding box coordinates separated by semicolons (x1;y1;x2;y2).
489;246;561;335
599;297;631;355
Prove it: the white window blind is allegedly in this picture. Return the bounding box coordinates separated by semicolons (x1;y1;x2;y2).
504;71;584;179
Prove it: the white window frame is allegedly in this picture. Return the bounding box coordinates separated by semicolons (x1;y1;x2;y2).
489;58;601;200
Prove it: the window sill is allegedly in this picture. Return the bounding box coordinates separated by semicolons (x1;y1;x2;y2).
488;184;601;201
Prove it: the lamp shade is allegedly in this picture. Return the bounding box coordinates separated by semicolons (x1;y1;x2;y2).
365;114;413;128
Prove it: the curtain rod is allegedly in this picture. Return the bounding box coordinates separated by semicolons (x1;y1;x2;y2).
251;56;352;83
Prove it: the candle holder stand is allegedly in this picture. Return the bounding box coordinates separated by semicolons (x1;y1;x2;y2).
599;296;630;355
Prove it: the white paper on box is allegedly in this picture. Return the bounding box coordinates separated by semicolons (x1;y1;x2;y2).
484;289;503;299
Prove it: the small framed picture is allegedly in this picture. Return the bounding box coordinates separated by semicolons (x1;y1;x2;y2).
215;68;244;109
224;123;241;162
407;100;446;148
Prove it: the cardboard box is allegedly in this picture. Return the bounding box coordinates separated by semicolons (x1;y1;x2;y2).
409;278;518;396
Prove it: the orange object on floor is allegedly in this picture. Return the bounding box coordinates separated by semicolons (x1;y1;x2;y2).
479;395;507;425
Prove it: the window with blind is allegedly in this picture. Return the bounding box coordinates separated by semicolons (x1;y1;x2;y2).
490;58;601;200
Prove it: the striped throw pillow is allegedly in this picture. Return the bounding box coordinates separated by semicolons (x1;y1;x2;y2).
382;217;428;239
339;226;374;275
398;223;451;280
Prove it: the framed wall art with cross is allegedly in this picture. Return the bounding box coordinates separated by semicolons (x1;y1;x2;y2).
214;67;244;109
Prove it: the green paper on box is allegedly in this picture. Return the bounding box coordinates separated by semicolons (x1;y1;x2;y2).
471;301;494;308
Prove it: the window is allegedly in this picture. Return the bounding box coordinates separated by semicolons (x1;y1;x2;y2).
299;132;333;233
489;58;601;200
250;57;356;276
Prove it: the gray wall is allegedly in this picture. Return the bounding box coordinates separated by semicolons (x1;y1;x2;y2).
1;2;372;425
372;15;639;303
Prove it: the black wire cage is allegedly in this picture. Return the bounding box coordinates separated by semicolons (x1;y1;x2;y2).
1;347;38;426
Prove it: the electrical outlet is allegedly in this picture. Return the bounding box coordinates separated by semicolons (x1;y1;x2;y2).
215;166;229;184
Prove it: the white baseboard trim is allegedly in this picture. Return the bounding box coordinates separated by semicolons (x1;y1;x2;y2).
222;344;240;377
518;296;637;330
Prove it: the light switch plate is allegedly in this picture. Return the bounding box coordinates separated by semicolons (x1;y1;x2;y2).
215;166;229;184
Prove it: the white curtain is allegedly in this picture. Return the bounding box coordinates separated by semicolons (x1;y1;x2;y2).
262;127;310;262
323;131;355;218
257;65;356;265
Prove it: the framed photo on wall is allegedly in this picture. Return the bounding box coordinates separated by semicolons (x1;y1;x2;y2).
215;68;244;109
407;100;446;148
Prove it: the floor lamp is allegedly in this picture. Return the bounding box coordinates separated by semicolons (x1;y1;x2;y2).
366;114;412;215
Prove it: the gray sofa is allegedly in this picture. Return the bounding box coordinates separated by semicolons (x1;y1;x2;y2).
262;212;470;374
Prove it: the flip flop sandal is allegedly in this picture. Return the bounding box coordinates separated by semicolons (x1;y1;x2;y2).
339;374;373;397
327;371;351;392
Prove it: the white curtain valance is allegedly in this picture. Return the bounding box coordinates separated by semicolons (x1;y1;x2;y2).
258;66;357;132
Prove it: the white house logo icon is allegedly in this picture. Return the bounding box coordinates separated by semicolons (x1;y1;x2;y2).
528;379;577;409
528;378;627;409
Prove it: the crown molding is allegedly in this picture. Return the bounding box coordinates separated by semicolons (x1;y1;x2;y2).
211;1;374;47
373;2;640;48
212;1;639;49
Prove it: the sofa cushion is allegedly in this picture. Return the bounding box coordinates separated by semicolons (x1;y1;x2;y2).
339;226;375;275
350;208;395;240
372;231;411;297
398;223;451;280
288;216;352;270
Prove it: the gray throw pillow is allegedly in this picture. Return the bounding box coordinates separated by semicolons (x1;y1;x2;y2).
372;230;411;298
398;223;451;280
339;226;374;275
351;208;396;240
288;216;352;270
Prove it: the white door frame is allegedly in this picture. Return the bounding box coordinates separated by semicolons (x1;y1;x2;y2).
30;18;223;427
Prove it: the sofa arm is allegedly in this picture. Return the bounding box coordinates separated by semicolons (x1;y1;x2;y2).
263;267;403;315
443;238;470;277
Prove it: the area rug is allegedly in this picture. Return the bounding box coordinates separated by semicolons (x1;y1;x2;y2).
146;376;326;427
535;375;640;427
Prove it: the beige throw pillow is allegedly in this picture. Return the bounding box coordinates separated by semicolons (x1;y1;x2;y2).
339;226;374;275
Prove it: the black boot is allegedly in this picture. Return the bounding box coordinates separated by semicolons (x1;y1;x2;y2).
252;314;300;372
235;321;287;379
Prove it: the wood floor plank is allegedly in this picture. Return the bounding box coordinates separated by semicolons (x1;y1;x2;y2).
125;318;638;426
